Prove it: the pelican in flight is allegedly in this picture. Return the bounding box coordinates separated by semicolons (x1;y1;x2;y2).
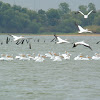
75;10;96;18
75;23;92;33
9;35;25;41
72;41;92;50
9;35;32;45
51;35;70;44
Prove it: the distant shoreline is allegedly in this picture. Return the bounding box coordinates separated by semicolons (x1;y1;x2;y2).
33;34;100;36
23;34;100;36
1;33;100;36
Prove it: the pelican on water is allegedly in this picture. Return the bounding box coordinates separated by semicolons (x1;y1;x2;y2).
72;41;92;50
75;10;96;18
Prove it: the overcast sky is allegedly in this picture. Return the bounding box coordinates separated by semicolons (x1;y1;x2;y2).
0;0;100;11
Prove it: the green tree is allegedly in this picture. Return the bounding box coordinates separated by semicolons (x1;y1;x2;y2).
38;9;47;25
59;2;70;15
46;8;60;26
79;5;87;13
88;3;96;11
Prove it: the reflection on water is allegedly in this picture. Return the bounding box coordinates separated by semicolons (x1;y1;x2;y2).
0;35;100;100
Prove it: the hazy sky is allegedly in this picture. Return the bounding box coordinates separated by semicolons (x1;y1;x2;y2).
0;0;100;11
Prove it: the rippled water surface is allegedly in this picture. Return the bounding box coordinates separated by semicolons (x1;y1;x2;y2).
0;35;100;100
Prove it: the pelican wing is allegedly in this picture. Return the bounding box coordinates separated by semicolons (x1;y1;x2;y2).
87;10;93;16
83;44;92;50
78;11;85;15
50;35;57;42
81;41;92;50
9;35;18;39
57;37;63;42
50;38;56;42
73;43;77;48
96;41;100;44
78;25;85;31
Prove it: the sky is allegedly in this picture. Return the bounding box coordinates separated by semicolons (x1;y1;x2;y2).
0;0;100;11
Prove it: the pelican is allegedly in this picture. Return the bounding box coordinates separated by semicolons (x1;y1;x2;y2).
75;23;92;33
92;53;100;60
9;35;25;41
9;35;32;45
75;10;96;18
52;35;70;44
74;54;90;60
72;41;92;50
0;54;13;61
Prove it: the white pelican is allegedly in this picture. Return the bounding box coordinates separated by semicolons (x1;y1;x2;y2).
72;41;92;50
74;54;90;60
53;56;62;61
0;54;13;61
92;53;100;60
54;35;70;44
75;10;96;18
75;23;92;33
34;54;45;62
9;35;25;41
16;54;30;61
9;35;32;45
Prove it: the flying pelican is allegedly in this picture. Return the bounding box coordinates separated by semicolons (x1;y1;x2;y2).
72;41;92;50
9;35;25;41
52;35;70;44
9;35;32;45
75;10;96;18
75;23;92;33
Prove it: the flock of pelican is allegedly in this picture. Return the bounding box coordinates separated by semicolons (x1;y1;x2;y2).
0;34;100;62
0;52;100;62
0;10;99;62
51;35;93;50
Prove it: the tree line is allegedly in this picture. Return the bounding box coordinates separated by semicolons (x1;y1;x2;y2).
0;1;100;34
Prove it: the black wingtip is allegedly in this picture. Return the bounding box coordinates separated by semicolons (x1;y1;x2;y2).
96;41;100;44
93;11;96;13
90;47;92;50
72;44;76;48
75;11;79;14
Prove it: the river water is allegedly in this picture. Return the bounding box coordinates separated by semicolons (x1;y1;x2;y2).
0;35;100;100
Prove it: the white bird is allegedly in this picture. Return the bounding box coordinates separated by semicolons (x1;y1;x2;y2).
72;41;92;50
53;56;62;61
75;10;95;18
92;53;100;60
9;35;25;41
0;54;13;61
9;35;32;45
74;54;90;60
75;23;92;33
53;35;70;44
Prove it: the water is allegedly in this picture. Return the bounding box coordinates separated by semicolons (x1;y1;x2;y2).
0;35;100;100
